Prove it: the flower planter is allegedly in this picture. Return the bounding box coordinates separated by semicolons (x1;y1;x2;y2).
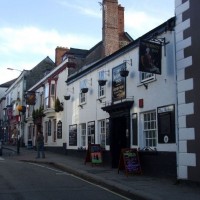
81;88;88;93
120;70;129;77
64;95;71;100
98;80;107;86
17;105;26;113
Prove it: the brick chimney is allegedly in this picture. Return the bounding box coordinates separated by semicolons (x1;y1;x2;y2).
55;47;69;66
102;0;125;57
118;5;124;38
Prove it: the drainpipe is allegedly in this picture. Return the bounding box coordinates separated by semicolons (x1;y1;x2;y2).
173;23;180;181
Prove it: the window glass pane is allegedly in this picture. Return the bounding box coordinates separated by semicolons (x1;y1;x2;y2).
80;123;86;147
99;71;105;80
51;84;55;95
143;111;157;147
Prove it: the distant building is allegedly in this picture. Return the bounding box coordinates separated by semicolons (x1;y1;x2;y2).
0;56;55;144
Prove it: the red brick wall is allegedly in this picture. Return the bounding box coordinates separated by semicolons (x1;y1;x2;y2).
55;47;68;66
102;0;119;56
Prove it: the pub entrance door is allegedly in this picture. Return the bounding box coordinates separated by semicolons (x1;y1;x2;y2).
101;101;134;168
110;116;130;168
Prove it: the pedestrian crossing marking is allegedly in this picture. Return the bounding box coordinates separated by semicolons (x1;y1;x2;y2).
0;157;4;161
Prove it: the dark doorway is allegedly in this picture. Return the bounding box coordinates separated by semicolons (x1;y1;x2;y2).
101;100;134;168
110;116;129;168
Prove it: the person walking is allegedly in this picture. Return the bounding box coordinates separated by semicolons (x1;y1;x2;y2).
36;131;45;158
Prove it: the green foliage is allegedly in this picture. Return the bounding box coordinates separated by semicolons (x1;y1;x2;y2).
55;98;63;112
32;106;45;120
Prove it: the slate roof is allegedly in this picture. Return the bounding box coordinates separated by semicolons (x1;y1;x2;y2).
25;56;56;90
0;78;17;88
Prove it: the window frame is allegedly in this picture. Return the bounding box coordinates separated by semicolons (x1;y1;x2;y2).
80;123;86;147
140;72;155;83
143;110;157;148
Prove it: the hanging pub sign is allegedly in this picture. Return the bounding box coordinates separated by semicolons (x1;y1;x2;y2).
112;63;126;102
25;92;36;105
139;40;162;74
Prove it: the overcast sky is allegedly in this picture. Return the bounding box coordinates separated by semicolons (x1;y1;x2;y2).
0;0;175;84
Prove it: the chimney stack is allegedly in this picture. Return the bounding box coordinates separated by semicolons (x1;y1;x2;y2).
55;47;69;66
102;0;125;57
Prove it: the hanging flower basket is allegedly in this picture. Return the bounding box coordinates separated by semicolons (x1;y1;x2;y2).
98;80;107;86
120;70;129;77
64;95;71;100
17;105;26;113
81;88;88;93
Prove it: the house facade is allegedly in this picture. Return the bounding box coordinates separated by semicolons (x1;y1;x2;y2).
0;57;55;145
66;17;177;177
24;57;69;150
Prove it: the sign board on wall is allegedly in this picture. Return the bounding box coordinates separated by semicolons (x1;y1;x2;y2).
157;104;175;143
139;40;162;74
69;124;77;146
112;63;126;102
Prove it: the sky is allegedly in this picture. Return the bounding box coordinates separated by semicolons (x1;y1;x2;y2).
0;0;175;84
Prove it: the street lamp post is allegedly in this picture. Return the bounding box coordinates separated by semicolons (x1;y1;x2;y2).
7;67;28;149
7;68;23;72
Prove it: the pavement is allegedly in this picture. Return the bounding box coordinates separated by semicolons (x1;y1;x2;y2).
1;145;200;200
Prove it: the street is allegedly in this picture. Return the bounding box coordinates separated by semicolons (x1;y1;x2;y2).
0;158;131;200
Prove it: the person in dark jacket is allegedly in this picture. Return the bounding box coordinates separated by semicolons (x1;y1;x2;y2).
36;131;45;158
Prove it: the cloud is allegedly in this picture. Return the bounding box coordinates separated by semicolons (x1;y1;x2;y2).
56;0;101;18
0;26;99;56
125;10;168;39
0;26;99;84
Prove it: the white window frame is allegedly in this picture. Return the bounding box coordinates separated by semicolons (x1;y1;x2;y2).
79;92;86;104
98;85;105;98
98;119;106;148
140;72;155;83
50;83;55;108
143;111;157;148
98;70;107;98
44;84;49;109
80;123;86;147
